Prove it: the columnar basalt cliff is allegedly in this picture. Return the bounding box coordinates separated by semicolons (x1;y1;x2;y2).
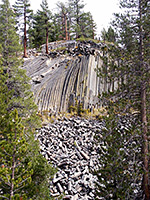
24;40;116;113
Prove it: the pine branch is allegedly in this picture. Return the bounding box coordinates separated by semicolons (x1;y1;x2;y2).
0;195;9;200
14;177;31;193
0;177;11;187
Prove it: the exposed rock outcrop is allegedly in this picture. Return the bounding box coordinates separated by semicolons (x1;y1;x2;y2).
24;40;116;113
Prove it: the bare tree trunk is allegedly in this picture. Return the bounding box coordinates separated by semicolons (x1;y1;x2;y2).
139;0;150;199
10;154;15;200
10;130;17;200
23;6;27;58
68;15;71;40
141;84;149;200
76;4;79;38
61;14;65;40
92;24;94;39
46;23;48;54
65;14;68;40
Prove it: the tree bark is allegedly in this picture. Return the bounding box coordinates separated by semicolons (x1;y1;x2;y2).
76;4;79;38
10;153;15;200
139;0;150;199
10;129;17;200
68;16;71;40
141;84;149;200
46;21;48;54
65;14;68;40
61;14;65;40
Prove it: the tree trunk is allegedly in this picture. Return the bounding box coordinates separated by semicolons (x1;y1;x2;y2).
46;22;48;54
141;84;149;200
10;129;17;200
139;0;150;199
76;4;79;38
92;23;94;39
68;17;71;40
61;14;65;40
23;6;27;58
10;153;15;200
65;14;68;40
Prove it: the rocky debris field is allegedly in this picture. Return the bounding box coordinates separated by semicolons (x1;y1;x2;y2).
36;117;104;200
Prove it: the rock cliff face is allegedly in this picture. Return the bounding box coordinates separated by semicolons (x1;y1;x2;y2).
24;40;114;113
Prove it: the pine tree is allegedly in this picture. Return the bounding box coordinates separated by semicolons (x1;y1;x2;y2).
95;106;143;199
40;0;52;54
0;0;40;128
0;0;56;199
95;0;150;199
68;0;85;38
0;109;33;200
101;26;117;43
13;0;33;57
68;0;96;39
28;0;96;45
0;79;55;199
29;0;52;52
56;1;69;40
79;11;96;39
50;13;62;41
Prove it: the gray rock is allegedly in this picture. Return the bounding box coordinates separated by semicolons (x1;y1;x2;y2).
23;40;117;113
36;117;104;199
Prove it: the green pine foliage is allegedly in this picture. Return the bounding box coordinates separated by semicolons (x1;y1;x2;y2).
25;153;56;200
29;0;53;49
0;0;40;129
50;13;62;41
13;0;33;57
0;0;56;199
95;107;143;199
55;0;96;40
0;0;22;66
101;26;117;43
95;0;150;199
68;0;85;38
78;11;96;39
55;1;69;40
0;109;33;200
13;0;32;21
28;0;97;46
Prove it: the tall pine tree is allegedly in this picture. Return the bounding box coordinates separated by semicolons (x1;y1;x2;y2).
0;0;55;199
56;1;69;40
68;0;85;38
101;26;117;43
29;0;52;52
0;109;33;200
13;0;33;57
0;0;39;128
96;0;150;199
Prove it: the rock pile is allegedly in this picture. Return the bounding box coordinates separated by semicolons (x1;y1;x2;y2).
41;40;103;57
48;41;101;58
36;117;104;200
27;40;105;58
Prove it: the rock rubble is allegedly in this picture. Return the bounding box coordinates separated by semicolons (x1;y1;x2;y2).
41;40;102;57
36;117;104;200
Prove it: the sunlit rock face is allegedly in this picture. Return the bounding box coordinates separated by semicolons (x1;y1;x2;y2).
24;41;109;113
